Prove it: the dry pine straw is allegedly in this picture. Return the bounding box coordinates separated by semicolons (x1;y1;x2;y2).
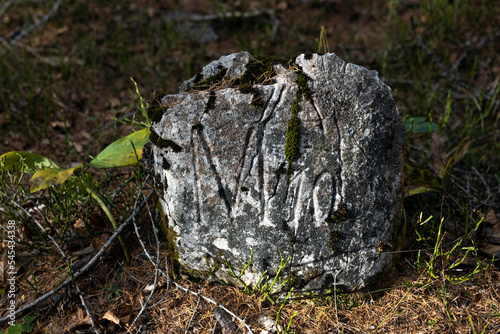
4;243;500;333
146;260;500;333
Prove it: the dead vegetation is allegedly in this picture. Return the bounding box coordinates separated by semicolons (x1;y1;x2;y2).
1;0;499;333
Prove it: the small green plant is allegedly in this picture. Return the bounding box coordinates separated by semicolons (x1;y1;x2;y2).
315;26;329;54
223;249;293;304
0;128;149;264
24;269;38;299
222;249;298;332
489;302;500;318
275;289;298;334
104;282;121;299
414;213;490;284
114;78;151;129
0;78;152;264
0;314;37;334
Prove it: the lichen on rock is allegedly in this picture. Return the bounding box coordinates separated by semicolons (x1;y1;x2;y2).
150;51;406;295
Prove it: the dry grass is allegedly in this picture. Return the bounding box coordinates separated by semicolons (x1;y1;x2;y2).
1;0;499;333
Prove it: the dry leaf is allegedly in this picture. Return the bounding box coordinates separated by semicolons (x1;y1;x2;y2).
63;307;91;332
119;305;133;325
103;310;121;325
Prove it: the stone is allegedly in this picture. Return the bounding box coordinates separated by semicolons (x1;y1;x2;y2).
150;51;406;295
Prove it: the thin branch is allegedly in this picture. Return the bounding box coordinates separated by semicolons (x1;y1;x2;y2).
75;283;102;334
0;190;69;262
129;176;165;329
0;190;103;332
185;288;204;334
0;0;15;18
127;186;254;333
0;191;152;324
0;0;62;55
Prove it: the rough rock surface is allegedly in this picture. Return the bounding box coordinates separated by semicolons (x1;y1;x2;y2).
150;52;406;294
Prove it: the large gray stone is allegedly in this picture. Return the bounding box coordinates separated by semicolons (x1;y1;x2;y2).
150;52;406;294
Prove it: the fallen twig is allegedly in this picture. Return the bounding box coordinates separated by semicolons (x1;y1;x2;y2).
0;0;62;55
0;190;102;332
127;179;253;333
185;288;204;334
0;191;152;325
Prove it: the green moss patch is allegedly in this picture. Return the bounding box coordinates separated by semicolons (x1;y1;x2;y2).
283;66;312;182
192;65;228;90
204;91;217;113
285;115;300;164
155;204;180;279
326;202;349;225
296;70;312;100
147;94;167;123
149;128;183;152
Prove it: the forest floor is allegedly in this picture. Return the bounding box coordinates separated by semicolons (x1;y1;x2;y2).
1;1;499;333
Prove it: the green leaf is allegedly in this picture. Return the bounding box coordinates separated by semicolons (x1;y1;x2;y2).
6;324;23;334
23;314;37;328
0;151;58;173
404;117;438;133
30;164;83;193
87;128;150;168
404;186;437;197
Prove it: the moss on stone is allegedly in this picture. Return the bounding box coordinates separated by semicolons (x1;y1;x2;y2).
149;128;183;152
156;204;180;279
147;94;166;123
238;82;264;108
328;231;340;254
284;115;300;164
296;70;312;100
204;91;216;113
282;65;312;183
290;96;301;116
326;202;349;225
193;65;228;90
